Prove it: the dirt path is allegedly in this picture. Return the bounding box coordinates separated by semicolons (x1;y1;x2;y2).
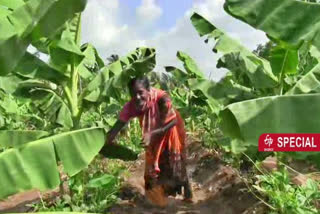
108;140;265;214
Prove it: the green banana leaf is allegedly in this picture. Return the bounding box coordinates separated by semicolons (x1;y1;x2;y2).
30;0;86;42
0;0;25;10
165;66;189;86
16;79;57;92
13;83;73;128
84;47;156;102
0;35;28;76
56;102;73;128
36;93;72;128
166;52;255;106
310;45;320;60
78;43;105;79
0;127;105;199
0;95;19;114
0;130;49;148
48;30;84;75
14;52;67;84
270;44;298;76
176;51;204;79
190;12;278;89
0;0;87;75
224;0;320;50
286;64;320;95
47;13;85;75
66;13;82;46
165;57;222;111
0;75;24;93
188;77;255;105
0;7;11;19
87;174;117;189
220;93;320;165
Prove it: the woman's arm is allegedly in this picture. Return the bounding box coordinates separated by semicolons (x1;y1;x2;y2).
151;119;177;135
142;120;176;147
105;120;127;144
151;94;178;136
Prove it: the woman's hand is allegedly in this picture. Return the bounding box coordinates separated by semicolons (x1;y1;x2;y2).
105;120;127;145
105;130;118;145
141;132;152;148
141;128;165;148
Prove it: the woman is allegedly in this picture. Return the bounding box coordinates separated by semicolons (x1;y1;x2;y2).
106;77;192;205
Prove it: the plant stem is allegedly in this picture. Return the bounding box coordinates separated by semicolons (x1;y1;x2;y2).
63;56;81;129
279;50;289;95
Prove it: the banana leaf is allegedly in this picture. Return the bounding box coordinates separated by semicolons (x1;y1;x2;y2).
84;47;156;102
0;0;25;10
0;127;105;199
176;51;204;79
65;13;82;46
14;52;67;84
270;44;298;76
0;35;28;76
48;30;84;75
224;0;320;51
168;50;256;106
0;75;24;93
30;0;86;42
220;93;320;166
0;0;87;75
190;12;278;89
78;43;105;79
188;77;255;105
0;130;49;148
0;95;19;114
165;66;189;85
286;64;320;95
56;102;73;128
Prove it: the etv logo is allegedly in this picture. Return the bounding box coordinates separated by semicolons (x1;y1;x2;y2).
263;134;274;151
264;135;273;147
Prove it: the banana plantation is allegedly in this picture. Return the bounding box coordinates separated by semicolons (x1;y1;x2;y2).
0;0;320;213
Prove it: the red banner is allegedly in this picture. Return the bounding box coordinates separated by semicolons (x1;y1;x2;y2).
259;134;320;152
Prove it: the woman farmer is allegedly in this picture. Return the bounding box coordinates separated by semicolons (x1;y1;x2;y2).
105;76;192;205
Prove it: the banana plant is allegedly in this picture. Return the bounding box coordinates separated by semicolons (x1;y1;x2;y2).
189;12;317;96
6;12;156;129
1;1;156;129
191;13;279;89
189;7;320;165
165;52;221;113
218;1;320;163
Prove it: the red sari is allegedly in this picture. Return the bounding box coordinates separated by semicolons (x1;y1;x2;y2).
119;88;190;203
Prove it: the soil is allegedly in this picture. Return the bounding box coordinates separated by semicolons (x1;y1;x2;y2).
108;139;266;214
